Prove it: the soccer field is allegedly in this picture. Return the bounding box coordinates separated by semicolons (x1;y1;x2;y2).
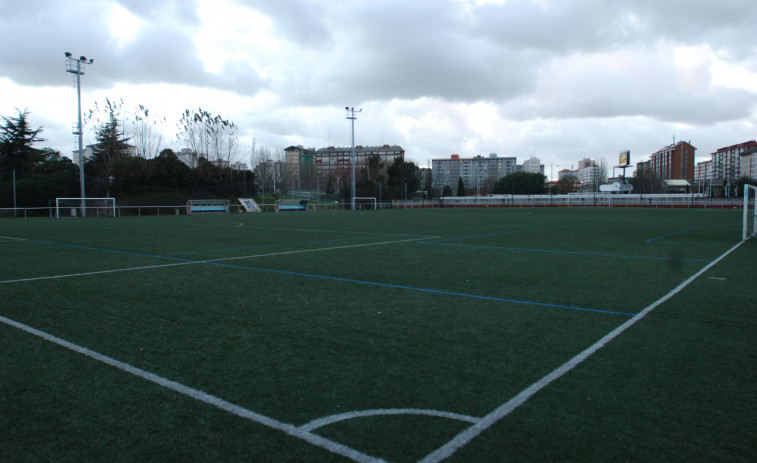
1;208;755;462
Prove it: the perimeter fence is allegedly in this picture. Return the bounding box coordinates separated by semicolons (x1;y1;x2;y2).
0;194;746;219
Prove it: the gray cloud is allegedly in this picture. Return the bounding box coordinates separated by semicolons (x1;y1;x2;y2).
2;0;756;168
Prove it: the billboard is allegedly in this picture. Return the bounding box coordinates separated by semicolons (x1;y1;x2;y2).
619;150;630;166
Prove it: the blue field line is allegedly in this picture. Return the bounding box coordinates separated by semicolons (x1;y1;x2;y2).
196;260;636;316
424;222;600;244
422;242;712;263
19;237;635;317
645;227;697;242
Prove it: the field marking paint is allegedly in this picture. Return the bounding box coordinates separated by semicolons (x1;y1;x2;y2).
0;262;198;285
168;233;410;257
707;277;727;280
424;242;711;263
419;239;746;463
0;314;387;463
645;227;697;242
299;409;480;433
0;237;435;285
2;235;632;316
0;236;27;243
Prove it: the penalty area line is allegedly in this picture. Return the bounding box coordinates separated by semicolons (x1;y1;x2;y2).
419;238;746;463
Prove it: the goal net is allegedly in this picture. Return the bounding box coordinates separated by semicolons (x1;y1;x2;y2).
56;197;116;218
744;184;757;240
354;197;377;210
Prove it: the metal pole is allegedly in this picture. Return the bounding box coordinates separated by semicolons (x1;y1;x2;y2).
350;113;356;211
66;53;92;217
12;170;17;218
345;107;361;211
76;60;85;217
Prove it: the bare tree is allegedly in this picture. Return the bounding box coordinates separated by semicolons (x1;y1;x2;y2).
85;99;166;159
177;108;240;180
598;157;609;185
129;105;166;159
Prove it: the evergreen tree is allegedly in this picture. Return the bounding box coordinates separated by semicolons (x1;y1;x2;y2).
0;109;46;179
457;176;466;196
386;158;421;200
493;172;547;195
87;112;132;195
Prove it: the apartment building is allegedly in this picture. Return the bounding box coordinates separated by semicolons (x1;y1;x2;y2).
648;141;696;181
694;140;757;184
313;145;404;175
432;154;517;194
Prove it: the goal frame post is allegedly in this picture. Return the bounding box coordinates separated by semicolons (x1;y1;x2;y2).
55;197;116;218
353;196;377;211
743;184;757;240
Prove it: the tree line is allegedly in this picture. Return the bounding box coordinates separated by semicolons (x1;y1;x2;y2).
0;107;426;208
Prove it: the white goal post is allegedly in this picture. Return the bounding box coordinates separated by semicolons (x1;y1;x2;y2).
743;184;757;240
56;198;116;218
354;197;377;210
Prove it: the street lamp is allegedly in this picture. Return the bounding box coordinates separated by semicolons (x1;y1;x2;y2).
65;52;94;217
345;106;362;211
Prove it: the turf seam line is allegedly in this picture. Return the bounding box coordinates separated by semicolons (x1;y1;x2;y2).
645;227;697;242
421;242;712;263
423;222;599;244
0;314;388;463
419;238;747;463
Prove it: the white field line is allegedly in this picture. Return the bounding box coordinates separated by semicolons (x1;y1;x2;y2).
300;408;480;433
0;236;27;243
0;236;436;285
0;314;386;463
166;221;422;237
419;239;746;463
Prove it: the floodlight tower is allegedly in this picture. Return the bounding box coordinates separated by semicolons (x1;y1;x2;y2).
345;106;362;211
65;52;94;217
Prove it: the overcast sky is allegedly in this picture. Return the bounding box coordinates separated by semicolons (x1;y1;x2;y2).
2;0;756;178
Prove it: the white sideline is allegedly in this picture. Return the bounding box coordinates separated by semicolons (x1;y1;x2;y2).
418;238;746;463
0;314;387;463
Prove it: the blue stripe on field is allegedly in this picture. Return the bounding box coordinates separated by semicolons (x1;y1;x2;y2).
20;238;634;317
421;242;712;263
645;227;697;242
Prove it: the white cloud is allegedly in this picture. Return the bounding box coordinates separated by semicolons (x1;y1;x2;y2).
2;0;756;171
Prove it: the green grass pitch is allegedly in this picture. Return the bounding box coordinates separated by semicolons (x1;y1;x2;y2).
1;207;755;462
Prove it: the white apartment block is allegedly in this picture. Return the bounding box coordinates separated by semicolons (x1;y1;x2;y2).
432;154;517;193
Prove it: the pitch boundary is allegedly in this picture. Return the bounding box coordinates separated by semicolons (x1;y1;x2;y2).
418;238;746;462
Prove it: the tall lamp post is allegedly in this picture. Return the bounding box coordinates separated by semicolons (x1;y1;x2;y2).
345;106;361;211
65;52;93;217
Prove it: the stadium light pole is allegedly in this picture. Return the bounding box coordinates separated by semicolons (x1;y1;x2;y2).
65;52;93;217
345;106;361;211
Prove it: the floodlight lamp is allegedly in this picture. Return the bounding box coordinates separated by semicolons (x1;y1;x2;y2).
345;106;349;110
65;52;72;57
89;59;94;64
80;56;86;61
